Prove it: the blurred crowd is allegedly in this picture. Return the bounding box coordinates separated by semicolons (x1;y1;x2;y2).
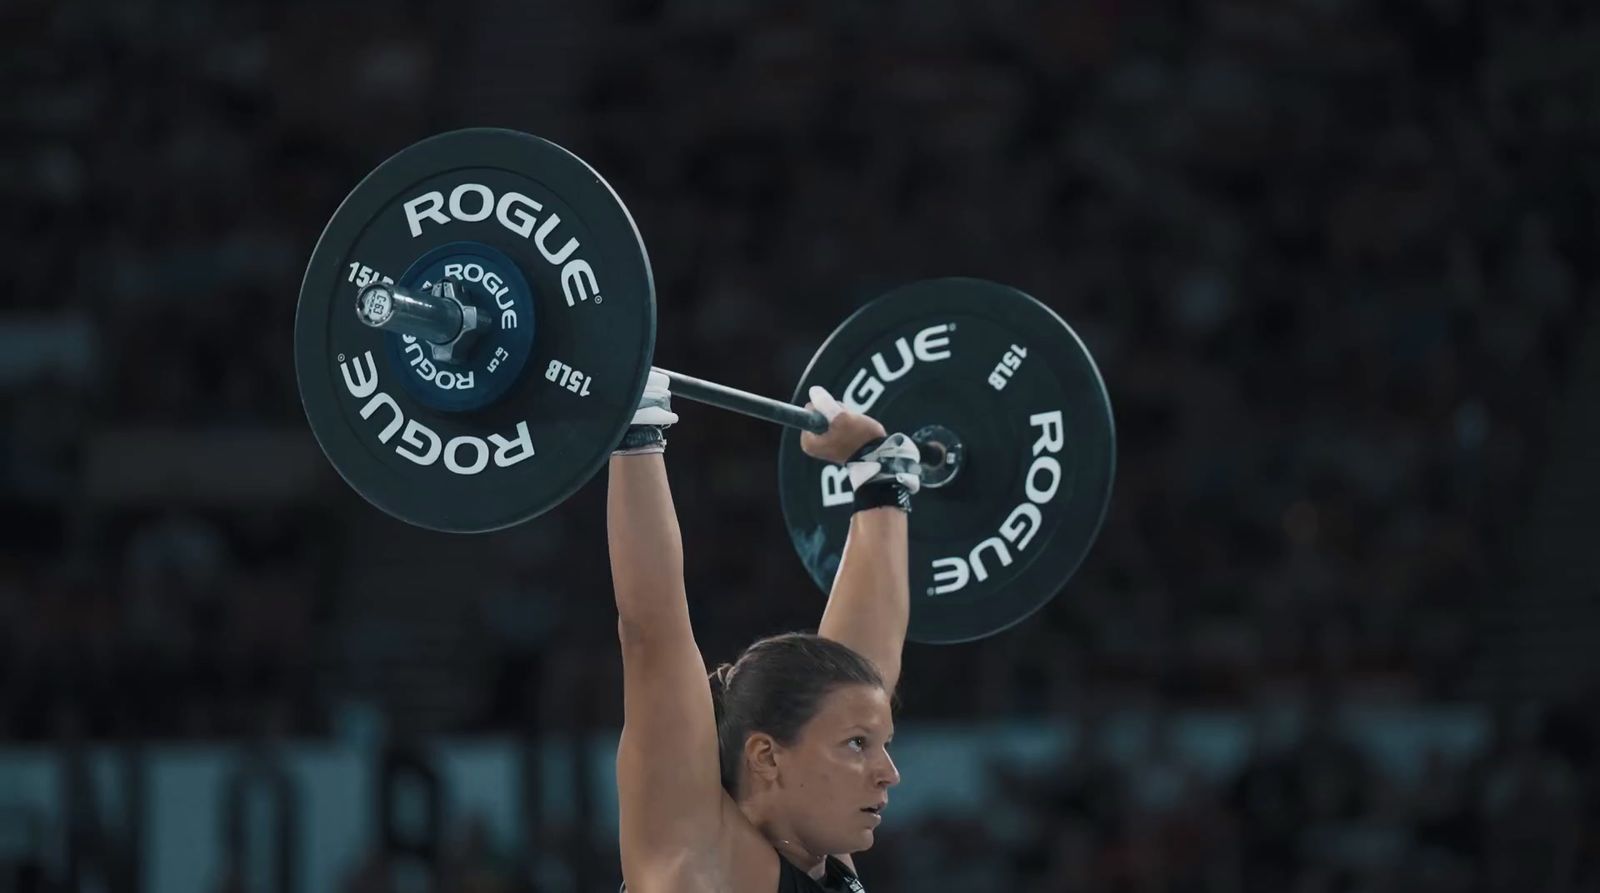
312;696;1600;893
884;697;1600;893
5;0;1600;888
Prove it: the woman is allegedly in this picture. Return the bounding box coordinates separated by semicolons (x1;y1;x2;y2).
610;372;922;892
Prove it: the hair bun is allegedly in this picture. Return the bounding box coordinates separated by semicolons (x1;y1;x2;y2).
708;663;736;725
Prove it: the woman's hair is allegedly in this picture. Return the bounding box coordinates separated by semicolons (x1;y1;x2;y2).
709;632;885;797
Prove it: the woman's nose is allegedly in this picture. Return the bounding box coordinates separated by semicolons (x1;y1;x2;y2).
878;751;901;787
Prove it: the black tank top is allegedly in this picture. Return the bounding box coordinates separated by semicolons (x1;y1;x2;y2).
619;854;865;892
782;855;864;892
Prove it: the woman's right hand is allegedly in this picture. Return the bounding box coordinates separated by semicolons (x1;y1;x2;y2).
800;387;887;465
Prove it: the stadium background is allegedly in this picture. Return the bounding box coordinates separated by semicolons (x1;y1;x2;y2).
5;0;1600;891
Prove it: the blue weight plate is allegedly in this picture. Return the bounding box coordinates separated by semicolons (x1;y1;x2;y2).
295;128;655;533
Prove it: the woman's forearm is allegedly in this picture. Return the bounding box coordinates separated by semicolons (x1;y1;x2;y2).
816;506;909;691
608;454;689;629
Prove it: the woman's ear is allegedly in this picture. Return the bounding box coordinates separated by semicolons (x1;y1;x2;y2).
744;732;781;787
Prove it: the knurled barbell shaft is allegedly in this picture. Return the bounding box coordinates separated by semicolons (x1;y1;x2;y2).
654;368;830;434
647;369;948;467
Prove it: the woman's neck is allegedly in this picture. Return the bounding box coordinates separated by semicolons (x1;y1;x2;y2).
740;797;828;880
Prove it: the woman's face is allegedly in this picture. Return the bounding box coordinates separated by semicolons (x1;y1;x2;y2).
773;683;900;856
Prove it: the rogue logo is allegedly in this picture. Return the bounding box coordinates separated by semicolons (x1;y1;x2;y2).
817;324;954;508
340;351;535;474
440;261;520;330
398;336;476;392
840;323;953;414
928;411;1065;594
402;184;599;309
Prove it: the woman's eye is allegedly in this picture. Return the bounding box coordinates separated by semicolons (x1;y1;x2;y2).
847;737;866;751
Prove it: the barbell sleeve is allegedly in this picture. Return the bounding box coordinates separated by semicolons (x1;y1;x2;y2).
355;282;463;345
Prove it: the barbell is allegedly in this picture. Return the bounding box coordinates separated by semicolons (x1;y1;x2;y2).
293;128;1115;643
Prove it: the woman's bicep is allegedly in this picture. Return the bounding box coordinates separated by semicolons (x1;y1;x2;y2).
614;614;724;869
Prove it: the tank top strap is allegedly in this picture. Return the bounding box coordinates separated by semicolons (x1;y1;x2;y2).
824;856;866;892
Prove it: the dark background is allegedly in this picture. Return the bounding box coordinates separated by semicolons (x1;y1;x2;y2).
4;0;1600;891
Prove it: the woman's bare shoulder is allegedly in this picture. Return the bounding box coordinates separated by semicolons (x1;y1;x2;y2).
621;793;778;893
621;849;726;893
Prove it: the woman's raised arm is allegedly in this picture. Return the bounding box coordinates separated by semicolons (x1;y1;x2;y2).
609;377;725;886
